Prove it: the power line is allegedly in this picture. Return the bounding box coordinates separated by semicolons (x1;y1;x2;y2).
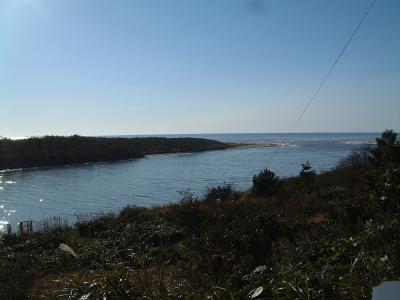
267;0;377;165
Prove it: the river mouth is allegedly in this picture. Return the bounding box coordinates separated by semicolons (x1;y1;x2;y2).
0;133;379;232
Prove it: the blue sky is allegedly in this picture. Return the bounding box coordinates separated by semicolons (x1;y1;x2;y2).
0;0;399;137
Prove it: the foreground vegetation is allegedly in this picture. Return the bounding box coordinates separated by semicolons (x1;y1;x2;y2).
0;135;230;170
1;130;399;299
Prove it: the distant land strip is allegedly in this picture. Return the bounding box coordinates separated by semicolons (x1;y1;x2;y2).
0;135;237;170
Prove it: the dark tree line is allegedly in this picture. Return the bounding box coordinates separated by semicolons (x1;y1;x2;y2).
0;135;229;170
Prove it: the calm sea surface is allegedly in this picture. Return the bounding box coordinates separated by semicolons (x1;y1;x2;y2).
0;133;378;231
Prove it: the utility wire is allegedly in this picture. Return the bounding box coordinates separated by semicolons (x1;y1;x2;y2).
266;0;377;165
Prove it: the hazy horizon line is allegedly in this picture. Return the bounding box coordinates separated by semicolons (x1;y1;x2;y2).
2;131;393;140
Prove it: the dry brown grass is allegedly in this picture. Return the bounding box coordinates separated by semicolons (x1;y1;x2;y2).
306;212;329;224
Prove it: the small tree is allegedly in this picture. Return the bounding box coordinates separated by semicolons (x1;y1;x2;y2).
368;130;400;212
252;168;280;196
336;146;371;170
299;161;316;193
204;184;239;202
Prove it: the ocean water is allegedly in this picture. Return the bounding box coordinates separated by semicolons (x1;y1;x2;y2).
0;133;378;232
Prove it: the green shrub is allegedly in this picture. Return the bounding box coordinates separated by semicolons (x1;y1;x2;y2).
336;146;372;170
119;205;148;223
76;214;116;237
299;161;316;193
204;184;240;202
368;130;400;213
252;168;280;196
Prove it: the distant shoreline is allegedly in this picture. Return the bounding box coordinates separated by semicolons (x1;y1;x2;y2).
0;142;283;172
0;141;285;173
2;132;382;141
226;142;283;149
0;135;233;171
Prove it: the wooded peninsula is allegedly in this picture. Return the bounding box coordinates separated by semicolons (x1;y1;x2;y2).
0;135;231;170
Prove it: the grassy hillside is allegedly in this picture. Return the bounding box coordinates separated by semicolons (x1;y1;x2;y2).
0;135;230;170
0;130;399;299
